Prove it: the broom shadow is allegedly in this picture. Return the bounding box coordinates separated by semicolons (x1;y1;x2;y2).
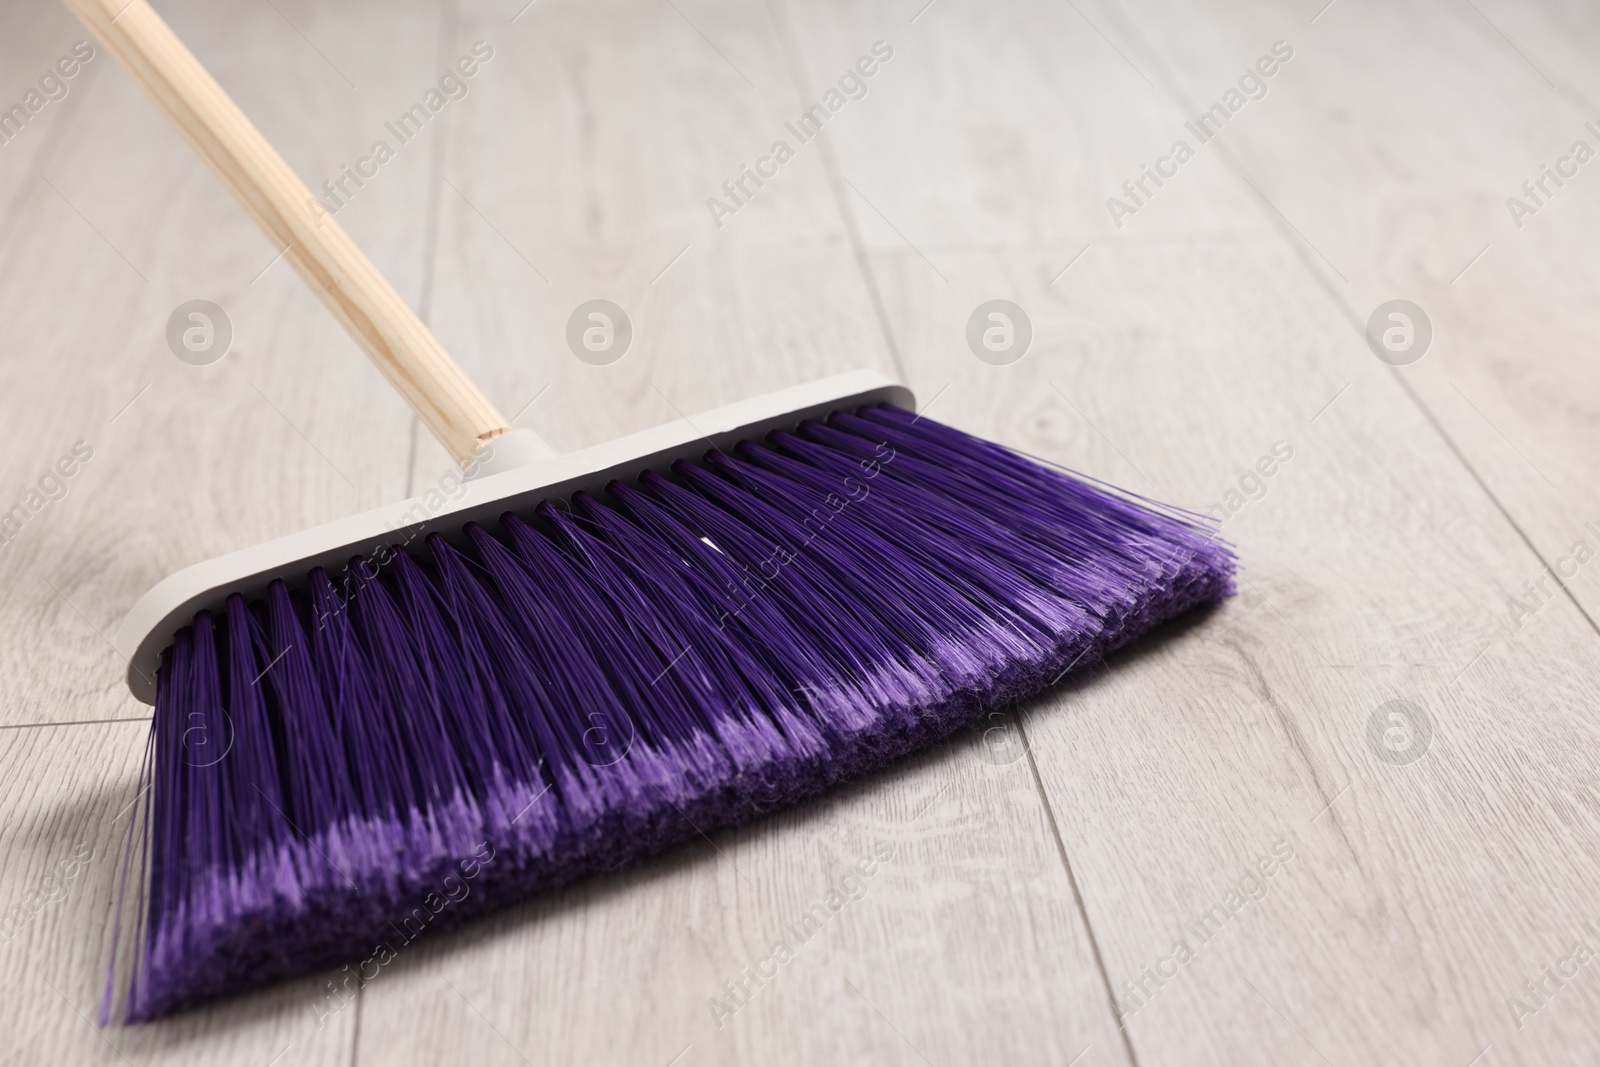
9;733;359;1056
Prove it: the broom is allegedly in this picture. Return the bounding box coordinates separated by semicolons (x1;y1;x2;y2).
67;0;1236;1023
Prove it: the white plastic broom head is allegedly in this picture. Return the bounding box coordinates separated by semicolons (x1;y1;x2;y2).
115;371;915;702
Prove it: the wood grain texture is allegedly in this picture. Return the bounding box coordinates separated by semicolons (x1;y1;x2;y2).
773;0;1269;252
1093;0;1600;648
4;0;1600;1064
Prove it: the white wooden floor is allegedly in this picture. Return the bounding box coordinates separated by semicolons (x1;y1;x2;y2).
4;0;1600;1063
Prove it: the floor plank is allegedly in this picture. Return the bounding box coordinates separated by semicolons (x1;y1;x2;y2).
5;0;1600;1063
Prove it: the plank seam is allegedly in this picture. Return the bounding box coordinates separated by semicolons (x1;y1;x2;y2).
1016;711;1144;1067
765;0;909;383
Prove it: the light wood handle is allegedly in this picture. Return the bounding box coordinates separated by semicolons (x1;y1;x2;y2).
63;0;510;466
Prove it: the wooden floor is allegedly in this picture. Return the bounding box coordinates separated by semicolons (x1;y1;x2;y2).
4;0;1600;1063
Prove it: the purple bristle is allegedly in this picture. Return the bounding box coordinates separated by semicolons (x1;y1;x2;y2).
109;406;1235;1023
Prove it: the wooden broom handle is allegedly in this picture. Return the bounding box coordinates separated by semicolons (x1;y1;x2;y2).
63;0;511;466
